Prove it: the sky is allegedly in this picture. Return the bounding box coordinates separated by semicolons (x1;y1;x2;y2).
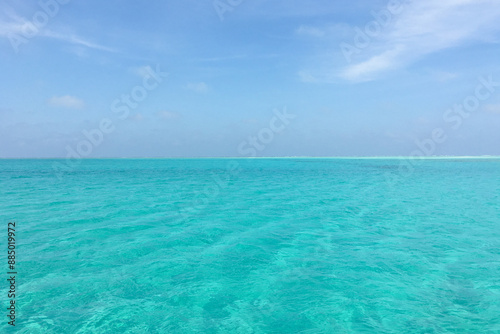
1;0;500;158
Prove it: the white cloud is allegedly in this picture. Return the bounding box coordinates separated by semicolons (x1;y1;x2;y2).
0;20;28;37
434;71;460;82
195;55;247;62
43;30;116;52
131;65;154;79
295;23;351;39
339;0;500;82
185;82;209;94
296;25;326;38
48;95;84;109
342;46;405;81
0;12;116;53
157;111;180;120
298;70;320;83
484;104;500;114
130;113;145;122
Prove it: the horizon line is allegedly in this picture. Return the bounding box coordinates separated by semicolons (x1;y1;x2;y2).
1;155;500;160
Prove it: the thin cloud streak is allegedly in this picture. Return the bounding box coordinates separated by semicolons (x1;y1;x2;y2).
43;30;117;53
341;0;500;82
185;82;209;94
0;13;117;53
48;95;85;109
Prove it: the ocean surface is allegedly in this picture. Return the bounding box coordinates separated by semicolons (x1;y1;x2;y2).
1;158;499;333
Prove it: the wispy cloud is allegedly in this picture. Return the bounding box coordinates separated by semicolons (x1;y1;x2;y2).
296;25;327;38
157;111;180;121
295;24;350;39
131;65;155;78
340;0;500;82
342;46;406;82
43;29;117;52
484;104;500;114
194;55;247;62
48;95;85;109
0;12;116;53
185;82;209;94
130;113;145;122
433;71;460;82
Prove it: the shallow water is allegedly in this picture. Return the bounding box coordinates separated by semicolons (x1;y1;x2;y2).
1;158;499;333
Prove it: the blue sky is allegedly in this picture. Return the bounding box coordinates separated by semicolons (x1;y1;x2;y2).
1;0;500;157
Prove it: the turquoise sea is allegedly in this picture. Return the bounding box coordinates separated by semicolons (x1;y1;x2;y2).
1;158;499;333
